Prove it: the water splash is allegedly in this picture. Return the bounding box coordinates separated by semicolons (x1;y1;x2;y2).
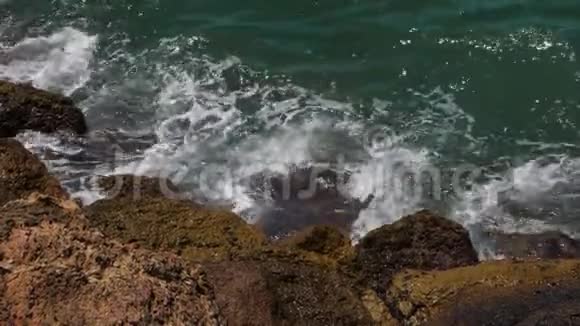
0;27;97;95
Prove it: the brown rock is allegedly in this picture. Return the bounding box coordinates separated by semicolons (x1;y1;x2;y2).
0;80;87;137
205;256;382;326
0;193;78;241
0;195;222;325
204;261;275;326
387;260;580;325
351;210;479;299
0;139;67;206
0;144;391;325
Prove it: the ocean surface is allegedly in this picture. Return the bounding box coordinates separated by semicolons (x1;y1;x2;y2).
2;0;580;254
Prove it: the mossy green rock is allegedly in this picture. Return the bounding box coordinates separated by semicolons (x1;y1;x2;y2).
86;197;267;261
0;80;87;137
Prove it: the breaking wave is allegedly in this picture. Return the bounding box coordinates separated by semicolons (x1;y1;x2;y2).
2;25;579;255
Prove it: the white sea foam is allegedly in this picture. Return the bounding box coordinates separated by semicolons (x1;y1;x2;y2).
100;37;481;236
0;27;97;95
452;155;580;257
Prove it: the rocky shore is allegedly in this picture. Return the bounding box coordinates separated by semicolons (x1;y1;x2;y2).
1;80;580;325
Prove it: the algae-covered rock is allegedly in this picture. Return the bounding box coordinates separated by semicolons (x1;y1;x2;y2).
387;260;580;325
0;80;87;137
0;139;67;206
0;195;222;325
351;210;479;299
360;289;400;326
86;196;266;261
278;225;354;261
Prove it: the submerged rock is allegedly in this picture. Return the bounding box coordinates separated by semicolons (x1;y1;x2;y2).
0;80;87;137
0;195;222;325
0;138;67;206
388;260;580;325
497;180;580;224
487;230;580;259
351;210;479;299
250;165;372;237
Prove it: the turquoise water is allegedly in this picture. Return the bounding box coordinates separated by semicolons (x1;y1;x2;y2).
2;0;580;246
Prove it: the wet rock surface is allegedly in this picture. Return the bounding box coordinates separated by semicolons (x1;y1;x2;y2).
250;165;372;238
0;80;87;137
